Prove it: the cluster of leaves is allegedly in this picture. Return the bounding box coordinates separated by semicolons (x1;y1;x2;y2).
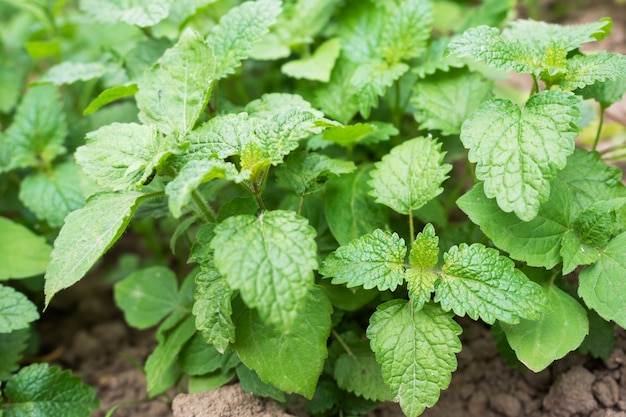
3;0;626;416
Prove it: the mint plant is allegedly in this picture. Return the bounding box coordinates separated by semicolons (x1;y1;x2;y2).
10;0;624;416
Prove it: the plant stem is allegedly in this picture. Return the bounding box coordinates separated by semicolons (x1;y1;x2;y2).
191;189;217;223
408;209;415;249
530;74;539;95
297;196;305;216
592;105;606;152
331;329;356;358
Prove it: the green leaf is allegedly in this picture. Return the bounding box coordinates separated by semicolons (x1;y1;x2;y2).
114;266;179;329
560;230;600;275
165;159;242;218
314;59;361;123
179;333;223;376
379;0;433;64
412;69;493;135
407;224;440;309
182;113;252;164
39;61;106;85
18;162;86;228
136;28;215;137
325;165;388;246
83;84;139;115
44;192;144;306
232;287;332;399
192;263;234;354
501;284;588;372
275;151;355;196
369;136;451;215
461;89;581;221
579;232;626;328
76;123;176;192
79;0;169;27
322;122;397;147
208;0;282;79
367;300;462;417
237;365;286;402
145;315;196;397
0;84;66;173
437;243;546;324
351;60;408;118
577;77;626;108
448;18;612;75
282;38;341;82
211;210;317;331
0;285;39;333
320;230;406;292
188;370;235;393
334;340;393;402
578;309;615;360
3;363;99;417
0;329;29;381
0;217;52;280
412;37;464;78
573;204;618;247
560;51;626;90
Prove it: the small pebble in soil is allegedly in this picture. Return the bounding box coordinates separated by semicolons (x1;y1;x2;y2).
489;393;522;417
543;365;598;417
593;376;621;407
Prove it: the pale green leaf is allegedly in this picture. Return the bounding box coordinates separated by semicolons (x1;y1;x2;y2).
561;51;626;90
79;0;170;27
367;300;462;417
114;266;179;329
76;123;176;191
165;159;242;218
320;229;406;291
207;0;281;79
3;364;99;417
448;18;612;75
210;210;317;331
18;162;86;228
369;136;451;215
502;284;588;372
44;192;145;305
406;269;438;311
0;285;39;333
136;28;215;136
192;263;234;354
461;89;581;221
351;60;408;118
577;77;626;108
579;232;626;328
410;224;439;270
379;0;433;64
321;122;397;147
560;230;600;275
314;58;361;123
0;329;29;380
334;340;393;402
412;69;493;135
275;151;355;196
246;92;323;118
182;113;253;163
83;84;139;115
325;165;388;246
282;38;341;82
145;315;196;396
0;84;66;173
437;243;547;324
40;61;106;85
0;217;52;280
232;287;332;399
573;204;618;247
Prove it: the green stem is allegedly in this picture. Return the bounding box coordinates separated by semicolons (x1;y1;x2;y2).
297;196;305;216
331;330;356;358
408;210;415;249
530;74;539;95
592;105;606;152
191;189;217;223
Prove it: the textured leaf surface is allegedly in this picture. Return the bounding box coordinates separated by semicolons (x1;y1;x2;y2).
40;62;106;85
192;263;234;354
208;0;282;79
0;285;39;333
0;84;66;173
579;232;626;328
18;162;86;228
275;151;355;196
367;300;462;417
322;122;396;147
461;89;581;221
3;363;99;417
83;84;138;115
369;136;451;215
211;211;317;330
0;217;52;280
502;284;588;372
182;113;252;162
79;0;169;26
44;192;144;305
320;230;406;291
407;224;440;309
282;38;341;82
232;287;332;399
114;266;179;329
136;29;215;136
577;77;626;107
334;340;393;401
166;159;241;218
561;52;626;90
437;243;547;324
379;0;433;64
0;329;29;380
145;315;196;396
76;123;175;191
412;69;493;135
